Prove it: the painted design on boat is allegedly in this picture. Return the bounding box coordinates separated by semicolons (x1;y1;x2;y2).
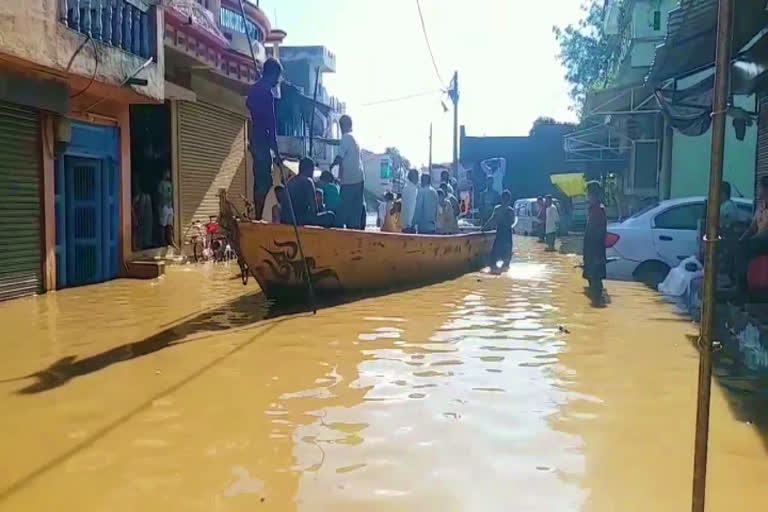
261;240;340;284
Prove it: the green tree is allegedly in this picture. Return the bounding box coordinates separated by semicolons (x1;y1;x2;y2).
384;147;411;172
529;117;577;137
553;1;624;115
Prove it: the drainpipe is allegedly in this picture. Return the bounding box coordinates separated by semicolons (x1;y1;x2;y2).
660;119;673;199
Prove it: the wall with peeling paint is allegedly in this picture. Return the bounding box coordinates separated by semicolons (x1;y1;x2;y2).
0;0;164;102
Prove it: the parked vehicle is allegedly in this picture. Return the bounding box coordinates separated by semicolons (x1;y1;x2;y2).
190;216;236;263
512;197;566;236
605;196;753;286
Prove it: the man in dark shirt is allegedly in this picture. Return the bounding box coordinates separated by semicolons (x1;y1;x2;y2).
246;58;283;220
283;158;335;227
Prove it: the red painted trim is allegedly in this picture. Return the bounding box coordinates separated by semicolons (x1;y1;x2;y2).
266;29;287;43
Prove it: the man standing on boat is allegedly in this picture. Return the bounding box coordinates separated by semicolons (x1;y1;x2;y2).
246;58;284;220
413;173;439;234
401;169;420;233
331;115;365;229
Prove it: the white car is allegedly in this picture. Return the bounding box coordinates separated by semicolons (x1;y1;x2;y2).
606;196;753;285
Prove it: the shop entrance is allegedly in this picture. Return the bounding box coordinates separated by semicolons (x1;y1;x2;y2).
129;103;173;251
55;121;120;288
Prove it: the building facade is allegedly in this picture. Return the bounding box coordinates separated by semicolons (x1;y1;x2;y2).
146;0;285;252
0;0;165;300
275;45;346;171
566;0;766;214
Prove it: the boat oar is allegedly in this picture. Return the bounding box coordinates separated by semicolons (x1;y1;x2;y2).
237;0;317;315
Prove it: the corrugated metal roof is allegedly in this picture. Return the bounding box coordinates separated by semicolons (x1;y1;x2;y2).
648;0;768;83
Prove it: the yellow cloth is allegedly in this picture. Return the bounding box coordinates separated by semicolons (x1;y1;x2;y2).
382;212;402;232
550;173;586;198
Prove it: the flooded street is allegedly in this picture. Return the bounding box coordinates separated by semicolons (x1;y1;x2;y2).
1;237;767;511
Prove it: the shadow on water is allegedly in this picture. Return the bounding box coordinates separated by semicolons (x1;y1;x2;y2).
6;291;276;394
558;235;584;256
686;333;768;453
7;271;478;395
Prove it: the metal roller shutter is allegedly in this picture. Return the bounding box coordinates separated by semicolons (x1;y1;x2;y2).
177;101;248;243
757;95;768;187
0;102;42;301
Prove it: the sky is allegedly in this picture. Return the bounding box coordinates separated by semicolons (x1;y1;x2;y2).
258;0;585;167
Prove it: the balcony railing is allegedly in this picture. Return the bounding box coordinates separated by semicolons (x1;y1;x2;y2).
60;0;154;59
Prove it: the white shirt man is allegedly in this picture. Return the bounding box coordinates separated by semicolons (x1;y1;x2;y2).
338;132;363;185
401;170;420;231
332;115;366;229
545;202;559;234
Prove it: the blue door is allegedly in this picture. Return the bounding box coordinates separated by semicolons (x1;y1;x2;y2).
56;122;119;288
66;156;103;285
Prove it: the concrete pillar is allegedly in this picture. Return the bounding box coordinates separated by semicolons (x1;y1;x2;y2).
170;100;182;248
659;120;673;200
118;104;132;268
40;113;57;291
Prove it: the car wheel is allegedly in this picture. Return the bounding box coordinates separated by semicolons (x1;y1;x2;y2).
634;261;671;288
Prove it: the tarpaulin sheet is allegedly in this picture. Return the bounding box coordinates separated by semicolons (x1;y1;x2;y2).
550;173;586;198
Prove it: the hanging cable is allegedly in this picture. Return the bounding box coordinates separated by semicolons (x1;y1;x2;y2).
70;38;99;99
361;89;443;107
66;35;91;73
416;0;445;89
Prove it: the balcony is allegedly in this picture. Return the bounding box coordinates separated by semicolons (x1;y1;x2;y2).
60;0;156;59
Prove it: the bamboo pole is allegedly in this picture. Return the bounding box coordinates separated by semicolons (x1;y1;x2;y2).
691;0;733;510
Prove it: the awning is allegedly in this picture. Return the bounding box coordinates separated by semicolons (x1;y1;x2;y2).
563;121;631;163
584;83;659;116
550;173;587;198
165;80;197;102
648;0;768;84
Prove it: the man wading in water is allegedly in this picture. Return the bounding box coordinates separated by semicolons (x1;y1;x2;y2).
583;181;607;306
246;58;284;220
483;190;516;271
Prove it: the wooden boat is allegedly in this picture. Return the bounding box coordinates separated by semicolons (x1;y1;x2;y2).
234;221;495;300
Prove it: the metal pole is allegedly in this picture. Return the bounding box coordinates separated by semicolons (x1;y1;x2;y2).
451;71;459;178
308;66;321;157
238;0;316;314
691;0;733;510
428;122;433;176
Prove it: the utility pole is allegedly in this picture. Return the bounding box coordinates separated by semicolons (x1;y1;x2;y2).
428;122;433;176
450;71;459;179
691;0;733;511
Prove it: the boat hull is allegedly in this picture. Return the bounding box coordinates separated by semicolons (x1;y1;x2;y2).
236;222;495;299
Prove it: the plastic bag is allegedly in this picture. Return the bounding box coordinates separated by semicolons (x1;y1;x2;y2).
658;255;703;296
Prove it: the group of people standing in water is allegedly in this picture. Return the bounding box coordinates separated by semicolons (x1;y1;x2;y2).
379;169;461;235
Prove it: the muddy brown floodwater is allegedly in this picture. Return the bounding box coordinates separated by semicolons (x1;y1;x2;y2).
0;237;767;511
